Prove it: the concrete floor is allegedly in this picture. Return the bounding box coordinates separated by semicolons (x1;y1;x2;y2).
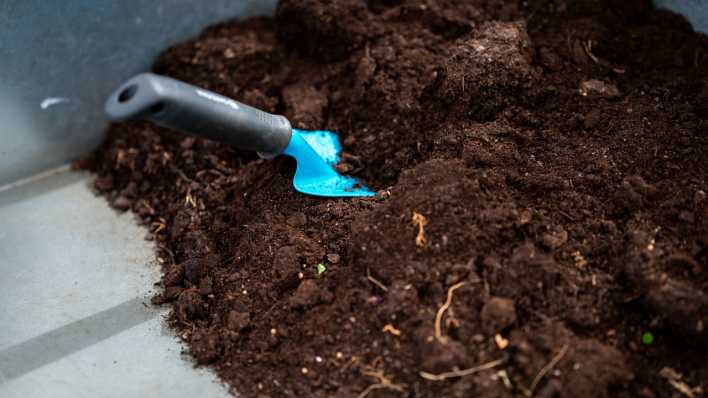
0;168;232;397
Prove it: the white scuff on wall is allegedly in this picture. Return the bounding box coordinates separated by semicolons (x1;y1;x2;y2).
40;97;70;110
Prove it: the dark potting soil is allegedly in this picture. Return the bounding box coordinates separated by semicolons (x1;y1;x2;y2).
83;0;708;396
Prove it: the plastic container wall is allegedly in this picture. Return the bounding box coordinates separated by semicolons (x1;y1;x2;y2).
0;1;276;186
655;0;708;33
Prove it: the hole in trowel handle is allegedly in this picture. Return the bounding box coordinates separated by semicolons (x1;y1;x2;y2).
149;102;165;115
118;84;138;103
116;82;165;116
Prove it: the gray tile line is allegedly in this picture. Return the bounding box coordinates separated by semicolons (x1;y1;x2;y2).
0;298;158;383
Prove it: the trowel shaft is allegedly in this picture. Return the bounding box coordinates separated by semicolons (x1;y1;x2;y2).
105;73;292;157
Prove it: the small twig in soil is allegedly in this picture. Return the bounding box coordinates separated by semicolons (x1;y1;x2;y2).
367;267;389;292
196;169;225;179
357;383;405;398
522;344;569;397
151;217;167;234
435;281;466;343
667;380;698;398
171;166;193;183
495;333;509;350
411;212;429;247
114;149;125;170
419;359;504;381
497;369;513;390
358;369;406;398
140;199;156;215
342;355;361;371
185;188;197;208
157;244;176;265
382;324;401;336
583;40;600;64
583;40;626;74
660;367;703;398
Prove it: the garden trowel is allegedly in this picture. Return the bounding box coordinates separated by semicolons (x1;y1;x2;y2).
105;73;374;198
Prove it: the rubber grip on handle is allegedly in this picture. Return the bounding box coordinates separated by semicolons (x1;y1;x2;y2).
104;73;292;157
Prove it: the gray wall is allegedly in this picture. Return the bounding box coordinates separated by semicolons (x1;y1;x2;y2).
655;0;708;33
0;1;276;186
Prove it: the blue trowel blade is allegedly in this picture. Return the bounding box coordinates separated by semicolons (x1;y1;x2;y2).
282;129;375;197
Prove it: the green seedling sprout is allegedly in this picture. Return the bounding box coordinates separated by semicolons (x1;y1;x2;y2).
642;331;654;345
316;263;327;274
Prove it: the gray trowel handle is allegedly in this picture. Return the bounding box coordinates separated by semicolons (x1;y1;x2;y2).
105;73;292;157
